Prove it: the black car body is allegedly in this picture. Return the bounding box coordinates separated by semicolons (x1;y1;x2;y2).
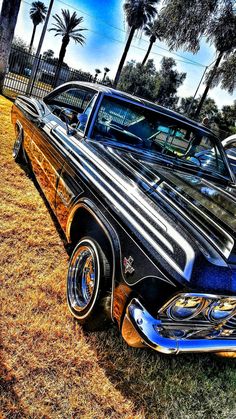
11;82;236;354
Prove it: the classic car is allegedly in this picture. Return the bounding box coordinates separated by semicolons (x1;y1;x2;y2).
11;82;236;354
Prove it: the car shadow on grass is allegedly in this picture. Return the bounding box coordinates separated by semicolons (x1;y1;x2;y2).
86;327;236;419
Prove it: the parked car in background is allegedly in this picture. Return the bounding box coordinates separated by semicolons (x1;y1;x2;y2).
222;134;236;174
11;82;236;354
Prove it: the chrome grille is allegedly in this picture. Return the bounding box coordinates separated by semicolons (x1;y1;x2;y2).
224;315;236;330
159;316;210;330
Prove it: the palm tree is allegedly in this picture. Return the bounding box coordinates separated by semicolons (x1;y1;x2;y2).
103;67;110;81
94;68;101;82
195;5;236;117
113;0;158;88
141;18;164;66
49;9;87;86
0;0;21;93
29;1;47;53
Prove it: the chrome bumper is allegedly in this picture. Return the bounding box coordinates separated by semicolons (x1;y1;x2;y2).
121;298;236;354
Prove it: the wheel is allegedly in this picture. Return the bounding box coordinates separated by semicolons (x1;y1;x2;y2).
13;127;25;163
67;237;111;330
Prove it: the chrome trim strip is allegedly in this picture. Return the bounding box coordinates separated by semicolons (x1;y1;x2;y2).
38;122;172;287
123;298;236;354
70;141;195;280
68;150;193;280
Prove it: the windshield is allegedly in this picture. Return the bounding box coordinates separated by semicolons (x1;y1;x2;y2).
91;95;231;181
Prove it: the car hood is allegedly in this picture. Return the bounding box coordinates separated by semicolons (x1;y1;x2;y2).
71;139;236;292
85;142;236;262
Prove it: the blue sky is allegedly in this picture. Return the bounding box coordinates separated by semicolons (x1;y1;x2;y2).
1;0;236;108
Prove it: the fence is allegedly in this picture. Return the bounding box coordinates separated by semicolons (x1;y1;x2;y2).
3;47;93;98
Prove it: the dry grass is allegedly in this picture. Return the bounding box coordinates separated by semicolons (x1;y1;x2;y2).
0;94;236;419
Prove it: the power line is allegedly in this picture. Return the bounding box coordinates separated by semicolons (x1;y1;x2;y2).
21;0;207;68
89;29;205;67
55;0;207;67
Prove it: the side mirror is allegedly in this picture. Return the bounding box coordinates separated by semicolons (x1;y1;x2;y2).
65;117;76;136
59;109;76;136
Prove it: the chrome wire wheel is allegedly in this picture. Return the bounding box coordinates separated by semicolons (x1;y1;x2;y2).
13;126;25;163
13;134;22;160
67;237;111;329
67;239;99;317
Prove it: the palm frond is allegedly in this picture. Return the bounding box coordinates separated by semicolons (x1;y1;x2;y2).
49;9;87;45
124;0;158;29
30;1;47;25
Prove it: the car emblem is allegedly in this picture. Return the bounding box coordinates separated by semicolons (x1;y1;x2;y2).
123;256;135;275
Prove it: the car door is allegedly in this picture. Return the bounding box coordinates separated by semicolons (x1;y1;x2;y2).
30;114;70;211
41;84;98;230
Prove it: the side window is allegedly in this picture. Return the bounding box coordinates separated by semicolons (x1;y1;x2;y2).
53;88;94;110
45;87;96;127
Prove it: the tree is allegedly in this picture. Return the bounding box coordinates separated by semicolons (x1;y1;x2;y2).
141;17;164;66
29;1;47;54
118;58;186;108
179;96;236;137
160;1;236;117
103;67;110;81
12;37;29;52
42;49;54;61
49;9;87;86
0;0;21;93
155;57;186;108
113;0;158;88
119;59;157;100
195;4;236;117
205;51;236;95
179;96;219;120
220;101;236;135
94;68;101;82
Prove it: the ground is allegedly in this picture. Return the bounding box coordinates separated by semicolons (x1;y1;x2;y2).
1;94;236;419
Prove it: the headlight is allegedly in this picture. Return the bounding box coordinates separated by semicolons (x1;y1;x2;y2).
207;298;236;322
167;296;205;320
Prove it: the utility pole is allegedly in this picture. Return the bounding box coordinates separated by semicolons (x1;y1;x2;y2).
187;66;208;116
194;52;223;119
26;0;54;95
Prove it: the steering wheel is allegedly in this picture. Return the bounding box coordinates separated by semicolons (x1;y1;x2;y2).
109;124;144;146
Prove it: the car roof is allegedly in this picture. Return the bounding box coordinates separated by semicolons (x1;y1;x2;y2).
45;81;217;137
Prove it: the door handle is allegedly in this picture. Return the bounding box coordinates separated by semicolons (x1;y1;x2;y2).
37;119;45;128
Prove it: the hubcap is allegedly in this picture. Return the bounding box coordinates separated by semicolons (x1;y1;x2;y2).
68;245;97;312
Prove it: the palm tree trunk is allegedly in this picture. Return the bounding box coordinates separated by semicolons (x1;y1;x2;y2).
29;25;37;54
195;52;223;119
0;0;21;93
54;36;69;87
113;26;136;88
141;40;154;66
